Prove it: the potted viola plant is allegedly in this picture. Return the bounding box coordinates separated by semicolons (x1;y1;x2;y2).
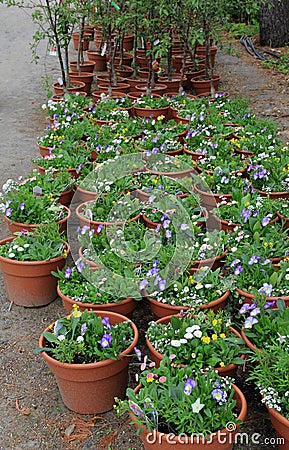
115;356;247;449
0;224;70;307
146;309;247;376
35;305;138;414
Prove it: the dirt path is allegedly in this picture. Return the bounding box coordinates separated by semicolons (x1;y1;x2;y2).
0;10;288;449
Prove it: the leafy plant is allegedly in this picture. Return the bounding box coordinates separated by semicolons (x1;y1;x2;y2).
0;224;67;261
35;306;135;363
146;309;247;368
115;356;242;436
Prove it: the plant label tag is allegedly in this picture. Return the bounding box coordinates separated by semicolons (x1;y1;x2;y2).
101;43;107;56
154;39;160;46
49;46;57;56
33;186;42;196
57;77;63;86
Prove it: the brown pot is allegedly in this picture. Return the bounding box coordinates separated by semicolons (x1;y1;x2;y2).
123;34;134;51
38;310;138;414
195;46;218;68
36;164;83;180
192;74;221;96
75;185;98;202
124;78;147;91
86;51;107;71
235;287;289;307
4;205;71;235
98;83;131;94
277;211;289;228
69;60;95;73
69;72;94;94
113;52;133;67
37;143;52;157
194;183;232;211
189;248;229;273
265;405;289;449
58;285;138;317
146;289;230;319
158;76;184;95
52;81;86;96
96;75;126;86
0;237;70;307
114;65;134;78
134;84;167;96
72;32;91;51
133;105;169;119
256;189;289;200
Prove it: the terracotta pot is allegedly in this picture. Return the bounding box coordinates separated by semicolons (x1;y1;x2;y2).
114;65;134;78
146;315;244;377
37;143;52;157
189;248;229;273
256;189;289;200
72;32;91;51
69;72;94;94
146;289;230;319
195;46;218;67
35;164;83;180
235;287;289;307
52;81;86;96
96;75;126;86
69;60;95;73
212;214;279;233
98;83;131;94
86;51;107;71
38;310;138;414
133;382;247;450
265;405;289;449
4;205;71;235
113;52;133;67
134;84;167;96
75;200;141;232
58;285;138;317
146;167;195;180
193;184;232;210
75;185;98;202
133;105;169;119
157;76;184;95
0;237;70;307
192;75;221;96
125;78;147;91
123;34;134;51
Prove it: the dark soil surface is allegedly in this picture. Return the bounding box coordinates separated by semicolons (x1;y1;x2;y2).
1;8;289;450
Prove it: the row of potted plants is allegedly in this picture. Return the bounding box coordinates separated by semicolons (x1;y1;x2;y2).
1;88;289;448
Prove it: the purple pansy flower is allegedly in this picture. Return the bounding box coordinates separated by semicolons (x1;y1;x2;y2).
184;378;197;395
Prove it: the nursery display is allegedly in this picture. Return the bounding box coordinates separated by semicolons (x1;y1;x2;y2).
2;1;289;445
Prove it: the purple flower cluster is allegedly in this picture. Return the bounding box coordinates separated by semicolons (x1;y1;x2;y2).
239;299;275;329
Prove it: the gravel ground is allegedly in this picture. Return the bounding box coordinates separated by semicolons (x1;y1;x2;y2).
1;6;289;449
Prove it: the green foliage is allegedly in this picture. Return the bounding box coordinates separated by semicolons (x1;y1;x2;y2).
115;356;240;436
0;224;67;261
35;307;135;363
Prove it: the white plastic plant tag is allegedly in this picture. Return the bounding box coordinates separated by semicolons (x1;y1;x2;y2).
57;77;63;86
101;43;107;56
33;186;42;196
154;39;160;46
